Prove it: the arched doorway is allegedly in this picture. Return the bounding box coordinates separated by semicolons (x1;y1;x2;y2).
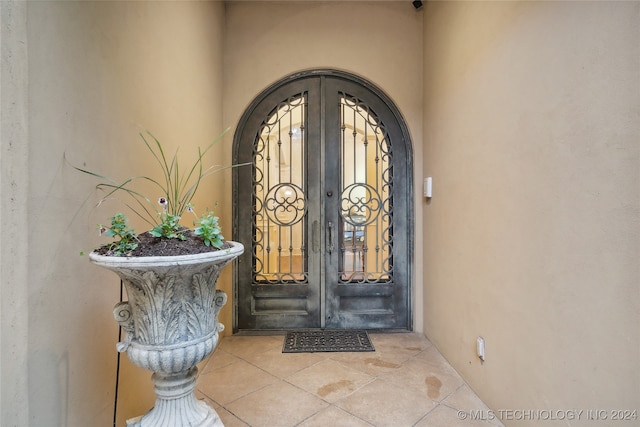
233;70;413;331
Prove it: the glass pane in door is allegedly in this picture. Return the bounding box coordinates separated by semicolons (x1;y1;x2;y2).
253;94;307;283
339;93;392;283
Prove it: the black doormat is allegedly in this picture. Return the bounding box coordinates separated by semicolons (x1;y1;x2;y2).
282;330;375;353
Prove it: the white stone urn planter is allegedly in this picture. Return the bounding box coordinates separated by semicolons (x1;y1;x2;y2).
90;241;244;427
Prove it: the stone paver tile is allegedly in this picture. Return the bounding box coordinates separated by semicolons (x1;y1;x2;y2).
242;343;327;378
216;335;283;359
197;359;277;405
444;385;505;427
298;406;374;427
286;359;374;403
336;378;437;426
226;380;329;427
382;354;464;402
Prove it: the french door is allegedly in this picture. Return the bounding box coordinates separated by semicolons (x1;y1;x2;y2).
233;70;412;331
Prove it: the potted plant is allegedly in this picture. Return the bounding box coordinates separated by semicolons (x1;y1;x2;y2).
74;129;244;427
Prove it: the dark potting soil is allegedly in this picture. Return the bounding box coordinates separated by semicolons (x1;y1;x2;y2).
93;230;232;257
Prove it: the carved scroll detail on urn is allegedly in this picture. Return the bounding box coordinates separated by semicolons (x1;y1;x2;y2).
113;301;135;352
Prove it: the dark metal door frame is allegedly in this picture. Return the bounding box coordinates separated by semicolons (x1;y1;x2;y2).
232;69;414;332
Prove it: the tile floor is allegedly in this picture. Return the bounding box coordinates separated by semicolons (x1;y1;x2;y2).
195;333;505;427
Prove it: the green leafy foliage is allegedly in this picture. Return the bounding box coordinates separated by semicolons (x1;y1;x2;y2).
194;211;224;248
150;212;186;240
100;213;139;256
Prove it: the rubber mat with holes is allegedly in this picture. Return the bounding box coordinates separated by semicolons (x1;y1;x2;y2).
282;330;375;353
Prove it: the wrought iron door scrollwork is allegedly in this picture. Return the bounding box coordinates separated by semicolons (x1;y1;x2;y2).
265;182;306;226
340;183;382;226
339;92;393;284
252;93;308;284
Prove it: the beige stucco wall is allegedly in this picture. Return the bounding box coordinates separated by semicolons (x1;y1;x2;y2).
1;2;30;425
422;1;640;424
224;0;424;331
2;1;226;425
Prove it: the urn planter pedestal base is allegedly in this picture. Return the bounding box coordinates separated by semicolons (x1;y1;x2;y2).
90;242;244;427
126;367;222;427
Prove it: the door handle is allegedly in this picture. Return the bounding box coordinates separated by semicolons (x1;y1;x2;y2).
327;221;335;254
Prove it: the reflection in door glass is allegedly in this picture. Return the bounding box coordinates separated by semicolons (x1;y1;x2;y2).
340;94;392;283
253;94;307;283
